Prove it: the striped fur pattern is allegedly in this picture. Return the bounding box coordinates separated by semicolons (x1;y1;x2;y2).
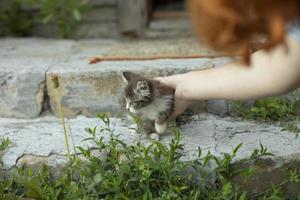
122;71;174;137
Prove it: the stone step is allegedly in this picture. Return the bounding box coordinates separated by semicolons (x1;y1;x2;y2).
0;38;299;119
0;38;227;118
46;57;230;118
0;114;299;195
1;114;298;170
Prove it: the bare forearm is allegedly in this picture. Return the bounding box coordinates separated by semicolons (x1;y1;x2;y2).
177;37;300;100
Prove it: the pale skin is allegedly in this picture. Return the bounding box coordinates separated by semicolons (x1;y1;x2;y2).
156;36;300;117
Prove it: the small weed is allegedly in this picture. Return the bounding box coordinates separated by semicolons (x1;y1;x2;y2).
0;137;10;151
51;75;71;161
231;97;300;136
281;121;300;137
0;137;11;167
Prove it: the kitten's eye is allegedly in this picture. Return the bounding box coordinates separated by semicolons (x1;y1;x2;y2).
131;102;143;108
137;81;148;91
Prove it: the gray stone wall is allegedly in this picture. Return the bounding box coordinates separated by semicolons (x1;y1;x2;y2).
5;0;121;38
1;0;192;38
31;8;120;38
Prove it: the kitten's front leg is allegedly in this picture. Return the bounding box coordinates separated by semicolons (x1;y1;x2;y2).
154;121;167;134
142;120;160;140
152;120;167;141
141;120;155;135
154;112;169;135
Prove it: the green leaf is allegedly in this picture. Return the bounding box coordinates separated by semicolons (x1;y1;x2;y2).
93;173;103;184
0;137;10;151
72;9;81;21
239;192;247;200
42;14;53;24
197;146;202;158
233;143;243;155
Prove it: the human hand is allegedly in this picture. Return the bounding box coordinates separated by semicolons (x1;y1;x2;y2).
155;74;193;117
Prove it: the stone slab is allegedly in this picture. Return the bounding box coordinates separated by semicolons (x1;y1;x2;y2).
149;18;192;31
207;100;229;116
0;114;299;172
76;22;120;38
0;38;75;59
1;38;298;119
0;38;76;118
83;7;117;22
101;37;216;57
89;0;117;6
0;57;53;118
0;38;121;118
70;39;120;59
46;57;231;118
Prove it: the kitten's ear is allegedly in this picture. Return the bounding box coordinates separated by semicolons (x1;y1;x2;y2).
137;81;149;91
122;71;135;83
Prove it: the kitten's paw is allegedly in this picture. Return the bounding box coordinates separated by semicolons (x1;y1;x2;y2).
155;122;167;134
150;133;160;141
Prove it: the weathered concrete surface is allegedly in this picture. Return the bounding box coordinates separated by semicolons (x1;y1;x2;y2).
207;100;229;116
0;114;299;171
1;38;299;118
0;38;119;60
0;38;75;59
0;38;120;118
0;39;73;118
1;114;299;195
145;18;193;38
0;38;227;119
0;57;53;118
44;36;231;118
0;38;211;118
46;57;230;118
101;37;216;57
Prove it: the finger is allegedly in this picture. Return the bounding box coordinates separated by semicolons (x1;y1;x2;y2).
154;75;182;88
153;77;163;81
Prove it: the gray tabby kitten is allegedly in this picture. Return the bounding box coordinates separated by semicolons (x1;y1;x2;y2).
122;71;174;139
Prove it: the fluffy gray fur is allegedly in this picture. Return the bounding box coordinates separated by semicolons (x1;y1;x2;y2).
122;71;174;138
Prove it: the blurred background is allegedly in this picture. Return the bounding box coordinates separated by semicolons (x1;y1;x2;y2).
0;0;192;39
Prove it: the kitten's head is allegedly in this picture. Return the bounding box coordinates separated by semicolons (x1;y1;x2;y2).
122;71;153;113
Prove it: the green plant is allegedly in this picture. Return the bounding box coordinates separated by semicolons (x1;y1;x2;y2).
51;75;71;161
232;98;294;121
0;114;299;199
0;0;90;38
0;0;35;36
0;137;10;151
281;121;300;137
232;97;300;136
0;137;10;167
39;0;90;38
0;137;17;200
